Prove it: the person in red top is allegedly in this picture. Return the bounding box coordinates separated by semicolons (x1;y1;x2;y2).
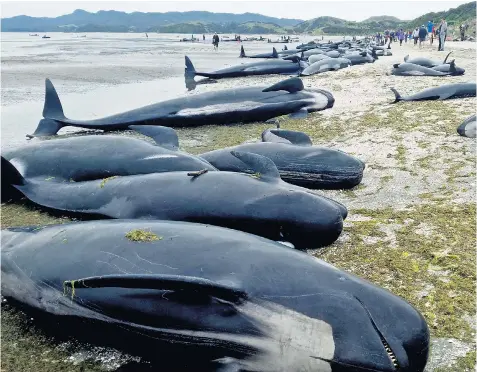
430;25;436;45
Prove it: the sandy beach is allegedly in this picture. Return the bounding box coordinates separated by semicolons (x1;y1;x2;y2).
1;32;476;371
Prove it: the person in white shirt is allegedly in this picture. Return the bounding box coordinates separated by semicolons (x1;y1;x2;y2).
412;28;419;46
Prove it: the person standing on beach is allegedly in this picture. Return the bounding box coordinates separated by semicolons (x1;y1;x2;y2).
427;20;434;44
212;32;220;51
418;25;428;49
203;34;205;41
398;29;404;46
438;18;447;51
412;28;419;46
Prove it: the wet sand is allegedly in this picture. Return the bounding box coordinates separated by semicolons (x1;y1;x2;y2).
1;32;476;371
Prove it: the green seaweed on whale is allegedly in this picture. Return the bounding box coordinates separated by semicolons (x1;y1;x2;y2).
125;229;162;242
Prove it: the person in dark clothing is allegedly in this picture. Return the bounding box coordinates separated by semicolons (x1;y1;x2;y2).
438;18;448;51
436;28;441;50
212;32;219;51
418;25;427;48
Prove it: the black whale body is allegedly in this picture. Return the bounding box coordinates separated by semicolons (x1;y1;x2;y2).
3;126;215;184
30;77;334;137
1;220;430;372
200;129;365;190
2;152;344;249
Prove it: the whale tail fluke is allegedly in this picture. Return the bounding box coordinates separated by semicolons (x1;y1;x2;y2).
1;156;26;202
240;45;246;58
390;87;403;103
26;78;66;138
43;78;66;121
272;47;278;58
185;56;196;78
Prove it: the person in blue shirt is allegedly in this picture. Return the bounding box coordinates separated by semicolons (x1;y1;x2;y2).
427;20;434;44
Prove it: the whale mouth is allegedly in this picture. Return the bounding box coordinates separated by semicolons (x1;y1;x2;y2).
355;296;400;370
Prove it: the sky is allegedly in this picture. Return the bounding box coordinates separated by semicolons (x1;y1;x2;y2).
0;0;471;21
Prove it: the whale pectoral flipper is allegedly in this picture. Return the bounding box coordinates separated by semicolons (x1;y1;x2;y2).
128;125;179;150
266;129;313;146
230;151;281;182
443;51;452;64
63;274;247;303
288;108;308;119
262;77;304;93
390;88;403;103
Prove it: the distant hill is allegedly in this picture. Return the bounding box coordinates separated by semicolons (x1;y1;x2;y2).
2;3;475;35
293;16;405;35
156;21;289;35
364;16;403;23
0;9;302;32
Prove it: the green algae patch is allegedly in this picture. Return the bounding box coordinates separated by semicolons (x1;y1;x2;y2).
125;229;162;242
1;304;106;372
1;201;71;228
63;280;76;299
99;176;119;188
249;172;261;179
318;203;476;342
45;176;55;181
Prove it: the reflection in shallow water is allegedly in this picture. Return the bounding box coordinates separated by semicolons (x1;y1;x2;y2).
185;75;217;91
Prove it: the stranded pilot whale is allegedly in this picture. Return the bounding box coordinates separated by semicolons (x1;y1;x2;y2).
2;152;345;249
391;60;464;77
1;220;430;372
29;77;334;137
391;83;476;102
185;55;307;80
200;128;365;190
1;126;216;201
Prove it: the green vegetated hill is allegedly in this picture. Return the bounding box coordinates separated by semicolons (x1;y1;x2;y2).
294;2;475;35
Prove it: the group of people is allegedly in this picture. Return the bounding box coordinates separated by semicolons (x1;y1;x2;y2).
375;18;449;51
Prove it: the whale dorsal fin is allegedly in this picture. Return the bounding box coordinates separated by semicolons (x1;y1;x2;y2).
272;47;278;58
404;54;409;62
230;151;281;182
262;129;313;146
262;77;304;93
129;125;179;150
